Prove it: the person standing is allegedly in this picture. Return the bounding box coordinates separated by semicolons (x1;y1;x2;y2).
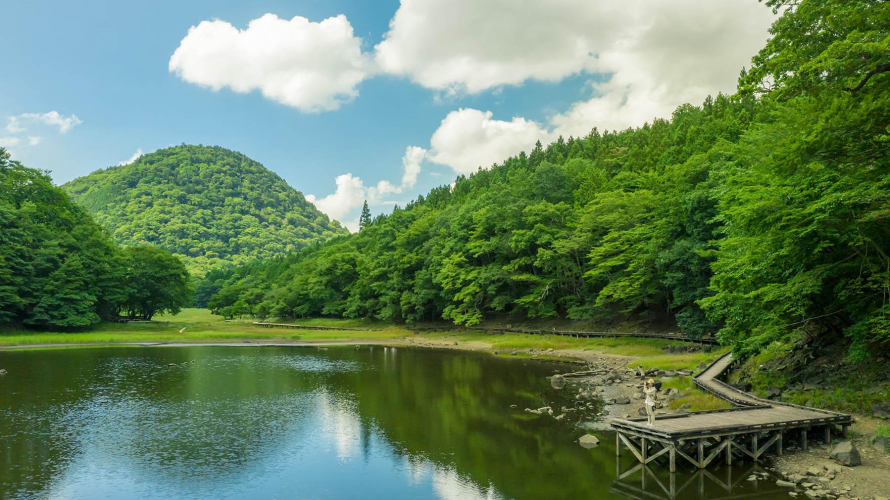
644;379;658;427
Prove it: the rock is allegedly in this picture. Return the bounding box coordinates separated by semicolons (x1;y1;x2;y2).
697;362;708;369
0;369;6;376
606;370;622;382
829;441;862;467
806;467;824;477
871;403;890;419
554;414;565;421
637;407;648;416
747;475;757;481
525;408;542;415
663;370;678;377
632;392;645;400
788;474;806;483
614;396;631;405
703;344;712;353
550;374;567;389
579;434;600;449
767;387;783;399
510;404;517;408
168;363;176;367
804;491;823;500
872;436;890;454
777;480;797;488
677;403;691;412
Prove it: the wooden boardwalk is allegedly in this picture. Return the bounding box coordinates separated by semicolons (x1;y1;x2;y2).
609;353;852;471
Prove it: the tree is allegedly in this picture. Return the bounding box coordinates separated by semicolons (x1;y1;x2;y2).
122;246;193;320
359;200;372;231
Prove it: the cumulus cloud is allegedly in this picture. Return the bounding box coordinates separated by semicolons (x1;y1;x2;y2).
376;0;773;108
306;173;368;230
21;111;82;133
369;146;426;198
374;0;617;94
425;109;552;174
28;137;41;146
119;148;144;166
169;14;372;113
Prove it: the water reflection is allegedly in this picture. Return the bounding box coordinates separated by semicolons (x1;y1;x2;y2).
612;462;790;500
0;346;794;500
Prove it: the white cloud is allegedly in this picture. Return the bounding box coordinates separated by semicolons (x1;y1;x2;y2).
375;0;774;113
5;117;23;134
548;0;776;135
119;148;144;166
411;0;775;174
169;14;372;113
20;111;82;133
306;173;367;228
0;136;21;148
28;137;41;146
426;109;551;174
369;146;426;198
374;0;616;94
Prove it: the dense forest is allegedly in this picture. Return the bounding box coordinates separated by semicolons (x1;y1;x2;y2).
0;149;192;328
63;145;347;276
206;0;890;360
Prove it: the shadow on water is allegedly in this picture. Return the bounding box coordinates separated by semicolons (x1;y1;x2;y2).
0;346;796;500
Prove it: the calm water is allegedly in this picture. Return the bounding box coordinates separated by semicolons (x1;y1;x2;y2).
0;346;792;500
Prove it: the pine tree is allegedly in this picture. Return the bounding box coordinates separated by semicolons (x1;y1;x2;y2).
359;200;372;231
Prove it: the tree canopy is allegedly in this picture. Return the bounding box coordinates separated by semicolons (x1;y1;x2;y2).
206;0;890;360
0;149;193;329
63;144;347;276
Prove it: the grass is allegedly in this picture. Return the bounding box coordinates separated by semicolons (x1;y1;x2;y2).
877;425;890;438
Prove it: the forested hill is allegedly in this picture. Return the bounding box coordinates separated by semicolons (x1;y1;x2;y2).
206;0;890;361
63;145;347;275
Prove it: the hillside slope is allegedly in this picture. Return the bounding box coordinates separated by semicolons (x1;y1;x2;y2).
63;145;347;275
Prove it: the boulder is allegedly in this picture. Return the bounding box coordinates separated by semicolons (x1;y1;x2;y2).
766;387;783;399
550;374;567;389
829;441;861;467
579;434;600;449
776;480;796;488
872;436;890;454
605;370;622;382
614;396;631;405
0;369;6;376
632;392;645;400
872;403;890;420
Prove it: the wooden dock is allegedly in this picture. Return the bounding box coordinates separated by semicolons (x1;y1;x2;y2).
609;353;852;471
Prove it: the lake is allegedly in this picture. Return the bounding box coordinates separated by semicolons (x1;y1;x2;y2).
0;346;791;500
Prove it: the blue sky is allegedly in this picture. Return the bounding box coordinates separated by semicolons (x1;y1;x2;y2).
1;0;776;230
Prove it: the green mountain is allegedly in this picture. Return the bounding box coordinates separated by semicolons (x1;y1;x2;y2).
63;145;347;276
